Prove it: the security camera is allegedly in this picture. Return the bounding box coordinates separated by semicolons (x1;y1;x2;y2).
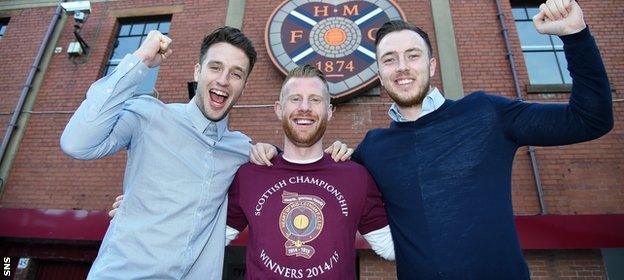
60;1;91;15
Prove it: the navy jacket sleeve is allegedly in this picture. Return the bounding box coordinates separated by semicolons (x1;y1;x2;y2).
490;27;613;147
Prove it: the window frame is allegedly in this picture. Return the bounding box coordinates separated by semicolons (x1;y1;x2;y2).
103;15;172;94
512;3;572;89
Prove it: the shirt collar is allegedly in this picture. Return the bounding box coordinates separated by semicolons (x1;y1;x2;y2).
388;87;446;122
185;99;228;140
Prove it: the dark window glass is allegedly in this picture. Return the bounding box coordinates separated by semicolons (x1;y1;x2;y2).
104;16;171;94
513;5;571;85
0;18;9;39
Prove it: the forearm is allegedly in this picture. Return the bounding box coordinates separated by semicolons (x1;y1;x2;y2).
60;54;149;159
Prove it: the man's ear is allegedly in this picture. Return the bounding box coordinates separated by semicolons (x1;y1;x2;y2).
194;63;201;81
274;101;283;120
429;57;437;78
328;104;334;121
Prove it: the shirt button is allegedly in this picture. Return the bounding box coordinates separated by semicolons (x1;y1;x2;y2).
106;89;112;93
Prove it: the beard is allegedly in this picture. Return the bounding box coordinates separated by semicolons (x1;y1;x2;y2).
282;113;328;148
386;71;431;108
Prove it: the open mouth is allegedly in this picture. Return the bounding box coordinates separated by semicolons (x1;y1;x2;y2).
209;89;228;105
292;118;316;126
395;78;414;86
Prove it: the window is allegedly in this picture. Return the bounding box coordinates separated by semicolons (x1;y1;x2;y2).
104;16;171;94
512;4;571;85
0;18;9;39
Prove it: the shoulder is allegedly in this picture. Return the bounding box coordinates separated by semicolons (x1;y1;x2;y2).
457;91;494;104
453;91;518;115
235;161;269;176
222;130;252;154
325;158;370;175
224;130;252;143
464;91;515;106
362;127;389;142
123;95;167;115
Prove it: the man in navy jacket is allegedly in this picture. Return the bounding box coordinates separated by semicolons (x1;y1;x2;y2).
351;0;612;279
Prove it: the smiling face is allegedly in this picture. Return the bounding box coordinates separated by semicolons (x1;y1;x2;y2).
376;29;436;108
193;42;250;122
275;77;332;148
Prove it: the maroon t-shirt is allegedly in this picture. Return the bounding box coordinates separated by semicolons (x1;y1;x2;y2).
227;154;388;279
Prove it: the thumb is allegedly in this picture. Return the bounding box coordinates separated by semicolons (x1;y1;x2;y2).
532;9;548;33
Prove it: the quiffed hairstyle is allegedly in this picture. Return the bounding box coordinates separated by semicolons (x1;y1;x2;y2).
199;26;257;74
280;64;330;103
375;20;433;58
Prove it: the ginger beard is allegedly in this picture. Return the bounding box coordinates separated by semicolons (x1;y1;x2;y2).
282;110;328;148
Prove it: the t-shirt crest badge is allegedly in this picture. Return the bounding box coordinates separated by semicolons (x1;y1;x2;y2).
279;191;325;259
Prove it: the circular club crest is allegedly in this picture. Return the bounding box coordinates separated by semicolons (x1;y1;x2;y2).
265;0;406;101
279;200;324;244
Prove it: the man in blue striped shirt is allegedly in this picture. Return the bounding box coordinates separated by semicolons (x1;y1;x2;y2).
61;27;257;279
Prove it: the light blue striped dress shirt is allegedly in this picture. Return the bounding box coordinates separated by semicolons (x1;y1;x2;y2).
388;87;446;122
60;54;251;279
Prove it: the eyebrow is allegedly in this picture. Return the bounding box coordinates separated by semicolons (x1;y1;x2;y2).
380;51;397;58
405;48;423;53
207;60;248;74
380;47;423;58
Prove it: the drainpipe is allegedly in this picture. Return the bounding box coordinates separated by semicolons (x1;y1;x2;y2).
494;0;546;215
0;1;65;194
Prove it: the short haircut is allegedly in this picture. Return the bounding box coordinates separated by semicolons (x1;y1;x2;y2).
280;64;330;103
375;20;433;58
199;26;257;75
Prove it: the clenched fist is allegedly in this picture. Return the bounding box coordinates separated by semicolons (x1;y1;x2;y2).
532;0;586;36
133;30;173;68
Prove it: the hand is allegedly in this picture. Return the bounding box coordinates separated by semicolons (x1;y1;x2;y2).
250;143;278;166
324;141;353;162
532;0;585;36
108;195;124;218
133;30;173;68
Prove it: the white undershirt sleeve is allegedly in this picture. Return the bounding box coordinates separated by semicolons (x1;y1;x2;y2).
362;225;395;261
225;225;241;246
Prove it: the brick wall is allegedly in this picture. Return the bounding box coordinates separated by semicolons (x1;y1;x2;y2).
359;250;398;280
0;0;621;279
450;0;624;215
526;250;607;279
1;0;228;209
4;0;619;216
0;7;58;148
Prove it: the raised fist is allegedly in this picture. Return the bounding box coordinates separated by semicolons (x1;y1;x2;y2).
133;30;173;68
532;0;586;36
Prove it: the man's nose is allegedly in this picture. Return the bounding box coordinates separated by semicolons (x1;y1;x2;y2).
298;99;311;111
396;57;408;72
216;71;229;86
